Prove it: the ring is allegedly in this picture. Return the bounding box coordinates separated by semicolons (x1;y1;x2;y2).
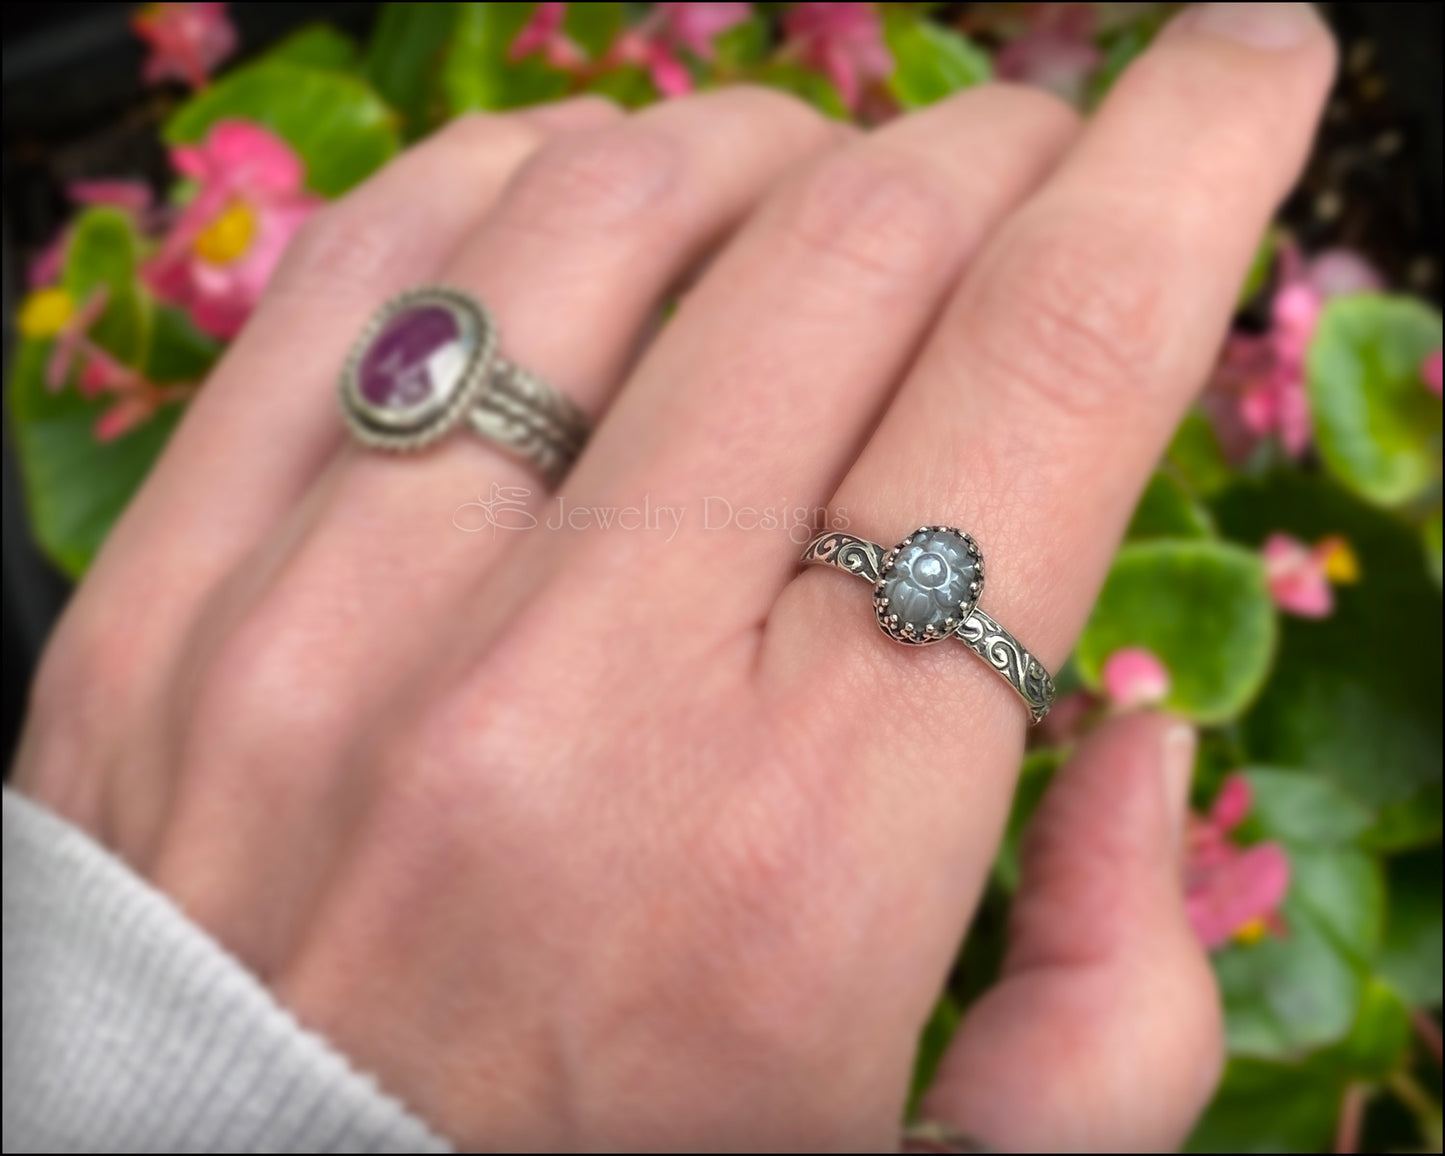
801;526;1056;722
339;286;590;484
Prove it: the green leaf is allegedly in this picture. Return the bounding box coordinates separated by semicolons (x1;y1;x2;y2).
144;305;220;385
364;2;458;137
1238;230;1277;310
7;339;181;578
1167;409;1235;498
1334;978;1412;1080
1307;294;1443;508
1289;846;1385;966
908;992;960;1116
1214;472;1443;810
711;16;771;73
1364;781;1442;852
443;2;570;113
992;749;1062;893
1377;848;1442;1007
883;8;991;109
564;0;622;58
1075;540;1277;723
1186;1055;1341;1153
1424;507;1442;587
1215;897;1364;1058
1127;471;1216;540
753;61;847;118
61;207;150;366
585;63;658;109
1241;769;1373;846
165;60;401;197
263;24;360;72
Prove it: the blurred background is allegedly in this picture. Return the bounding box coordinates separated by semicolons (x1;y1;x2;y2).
3;4;1441;1151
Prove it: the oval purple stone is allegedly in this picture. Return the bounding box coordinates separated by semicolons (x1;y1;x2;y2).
358;304;463;410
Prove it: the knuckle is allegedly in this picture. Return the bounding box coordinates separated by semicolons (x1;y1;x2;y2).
502;125;684;235
434;109;543;157
961;204;1172;419
704;82;833;140
778;149;958;285
271;205;402;297
975;80;1082;140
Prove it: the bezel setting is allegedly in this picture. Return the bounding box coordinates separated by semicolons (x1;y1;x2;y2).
872;525;984;645
339;286;498;451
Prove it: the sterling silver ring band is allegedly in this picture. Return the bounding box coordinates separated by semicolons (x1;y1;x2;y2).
801;528;1056;723
339;286;589;485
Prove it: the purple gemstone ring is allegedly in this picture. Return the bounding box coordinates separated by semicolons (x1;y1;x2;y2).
339;286;589;483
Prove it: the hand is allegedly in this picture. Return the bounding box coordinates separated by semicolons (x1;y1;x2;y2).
14;4;1335;1149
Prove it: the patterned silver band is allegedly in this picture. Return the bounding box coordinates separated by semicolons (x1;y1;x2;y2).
472;359;590;487
339;286;589;485
801;530;1055;723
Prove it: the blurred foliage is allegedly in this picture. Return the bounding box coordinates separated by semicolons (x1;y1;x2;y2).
5;4;1442;1151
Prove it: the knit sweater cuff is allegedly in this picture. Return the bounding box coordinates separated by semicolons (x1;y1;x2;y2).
2;788;451;1154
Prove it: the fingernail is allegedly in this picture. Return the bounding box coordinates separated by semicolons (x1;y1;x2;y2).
1183;3;1321;50
1162;723;1197;848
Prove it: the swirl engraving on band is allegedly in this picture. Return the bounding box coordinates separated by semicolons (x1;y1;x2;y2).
956;608;1055;724
803;532;888;583
801;529;1055;723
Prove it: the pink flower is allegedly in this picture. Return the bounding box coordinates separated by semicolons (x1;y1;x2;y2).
1101;647;1171;709
1185;774;1291;951
132;3;238;90
783;2;893;111
509;2;585;69
44;288;111;391
1262;532;1360;619
143;120;321;339
1209;245;1381;460
95;394;161;442
1424;349;1442;398
612;3;752;97
996;3;1101;106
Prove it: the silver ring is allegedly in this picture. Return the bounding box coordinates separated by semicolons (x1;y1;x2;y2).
801;527;1056;723
339;286;590;484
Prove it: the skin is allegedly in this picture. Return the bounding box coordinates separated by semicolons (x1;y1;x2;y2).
13;4;1336;1151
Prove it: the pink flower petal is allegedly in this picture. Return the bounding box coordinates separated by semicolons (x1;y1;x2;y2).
1101;647;1171;708
1306;249;1383;299
1210;774;1253;832
1185;842;1290;950
67;179;153;214
27;234;67;290
1264;532;1334;618
1424;349;1442;398
510;2;571;62
94;394;158;442
658;2;752;59
784;2;892;111
646;42;695;97
133;2;238;90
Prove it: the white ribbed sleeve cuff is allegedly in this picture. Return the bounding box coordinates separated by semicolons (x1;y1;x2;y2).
2;789;451;1154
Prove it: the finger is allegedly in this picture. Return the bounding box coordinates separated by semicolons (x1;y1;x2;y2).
770;3;1335;722
509;84;1077;654
29;107;597;855
919;713;1223;1152
152;89;845;966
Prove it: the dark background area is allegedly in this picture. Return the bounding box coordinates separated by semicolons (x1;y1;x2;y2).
3;2;1442;774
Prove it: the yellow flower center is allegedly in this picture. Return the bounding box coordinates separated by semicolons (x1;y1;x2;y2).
193;201;257;265
1233;918;1269;946
1320;538;1361;585
17;287;75;339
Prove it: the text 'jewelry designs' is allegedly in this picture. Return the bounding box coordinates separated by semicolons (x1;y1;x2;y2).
802;526;1056;723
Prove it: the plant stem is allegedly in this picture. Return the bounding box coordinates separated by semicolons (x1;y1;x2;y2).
1333;1082;1369;1154
1412;1009;1443;1066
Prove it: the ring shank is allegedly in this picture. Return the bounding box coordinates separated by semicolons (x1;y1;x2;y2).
471;359;590;486
801;531;1056;723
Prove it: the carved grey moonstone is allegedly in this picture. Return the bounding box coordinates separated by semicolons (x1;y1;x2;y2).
875;527;980;643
